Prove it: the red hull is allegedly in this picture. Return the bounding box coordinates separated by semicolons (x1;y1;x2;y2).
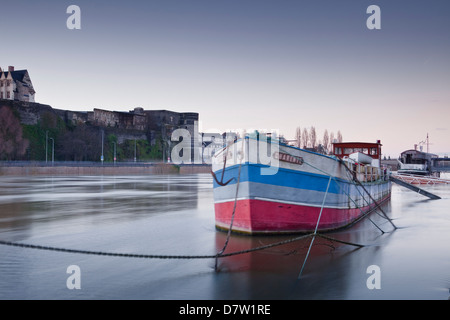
215;197;389;234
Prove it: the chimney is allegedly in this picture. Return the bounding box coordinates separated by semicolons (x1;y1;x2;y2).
8;66;14;72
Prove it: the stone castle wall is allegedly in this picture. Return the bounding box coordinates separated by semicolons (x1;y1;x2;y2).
1;99;199;137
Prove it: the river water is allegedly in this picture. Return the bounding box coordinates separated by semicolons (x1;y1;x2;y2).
0;174;449;300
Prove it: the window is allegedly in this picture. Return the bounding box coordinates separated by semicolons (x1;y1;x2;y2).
344;148;353;154
0;92;3;99
6;91;10;99
370;147;378;155
6;80;11;87
0;81;3;87
335;147;342;155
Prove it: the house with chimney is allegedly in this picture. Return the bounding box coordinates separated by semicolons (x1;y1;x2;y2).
0;66;36;102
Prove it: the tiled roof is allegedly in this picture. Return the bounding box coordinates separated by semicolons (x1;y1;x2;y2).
1;70;28;82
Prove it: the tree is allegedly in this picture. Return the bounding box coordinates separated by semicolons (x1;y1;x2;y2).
329;131;335;154
22;110;68;161
329;131;335;144
309;126;317;149
322;129;329;154
60;124;101;161
337;130;343;143
0;106;29;160
295;127;301;148
302;128;309;148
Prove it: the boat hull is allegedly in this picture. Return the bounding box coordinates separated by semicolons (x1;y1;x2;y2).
215;196;390;234
212;138;391;235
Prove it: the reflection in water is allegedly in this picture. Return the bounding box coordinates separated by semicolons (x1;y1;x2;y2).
213;203;393;299
0;175;200;239
0;175;449;300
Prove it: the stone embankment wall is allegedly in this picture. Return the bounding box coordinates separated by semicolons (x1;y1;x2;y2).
0;163;211;176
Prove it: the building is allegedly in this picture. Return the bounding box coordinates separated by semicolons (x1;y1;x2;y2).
397;148;438;175
0;66;36;102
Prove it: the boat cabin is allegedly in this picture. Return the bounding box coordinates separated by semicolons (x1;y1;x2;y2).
332;140;382;160
397;149;438;175
332;140;385;181
399;149;437;166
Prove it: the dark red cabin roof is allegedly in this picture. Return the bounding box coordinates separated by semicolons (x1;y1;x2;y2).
332;141;382;160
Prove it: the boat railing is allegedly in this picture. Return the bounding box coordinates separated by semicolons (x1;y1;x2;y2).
392;172;450;185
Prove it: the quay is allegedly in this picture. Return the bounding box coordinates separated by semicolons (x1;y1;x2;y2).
0;161;212;176
389;175;441;200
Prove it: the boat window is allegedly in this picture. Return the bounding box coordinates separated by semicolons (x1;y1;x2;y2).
362;148;368;154
370;148;378;155
335;147;342;155
344;148;353;154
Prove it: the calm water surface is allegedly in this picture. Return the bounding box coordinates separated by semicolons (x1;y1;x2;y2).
0;174;449;300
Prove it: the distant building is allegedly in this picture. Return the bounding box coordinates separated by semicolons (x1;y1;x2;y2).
0;66;36;102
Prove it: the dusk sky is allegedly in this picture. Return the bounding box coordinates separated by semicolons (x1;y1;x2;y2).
2;0;449;157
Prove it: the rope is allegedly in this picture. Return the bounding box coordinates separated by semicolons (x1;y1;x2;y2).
214;140;245;269
337;158;397;230
282;148;395;228
299;175;332;278
340;165;389;233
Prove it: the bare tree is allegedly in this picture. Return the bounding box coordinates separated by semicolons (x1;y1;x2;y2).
322;129;329;154
302;127;309;148
337;130;343;143
60;124;101;161
329;131;335;154
310;126;317;149
295;127;301;148
0;106;29;160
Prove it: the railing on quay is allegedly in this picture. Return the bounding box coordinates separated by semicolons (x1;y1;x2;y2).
0;160;211;168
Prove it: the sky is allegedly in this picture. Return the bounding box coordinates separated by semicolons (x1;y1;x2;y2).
1;0;450;157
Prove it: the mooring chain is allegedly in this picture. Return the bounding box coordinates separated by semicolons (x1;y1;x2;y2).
0;230;366;261
0;232;323;260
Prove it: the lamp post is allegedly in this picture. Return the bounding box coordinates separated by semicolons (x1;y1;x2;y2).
101;130;104;165
134;138;137;162
112;142;116;165
45;131;48;163
49;137;54;166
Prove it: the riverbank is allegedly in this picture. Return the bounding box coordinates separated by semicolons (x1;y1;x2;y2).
0;162;211;176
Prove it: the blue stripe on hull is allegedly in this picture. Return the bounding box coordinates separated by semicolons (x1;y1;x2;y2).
213;162;391;209
213;162;344;194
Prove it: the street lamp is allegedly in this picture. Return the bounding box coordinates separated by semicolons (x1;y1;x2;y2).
101;130;104;165
134;138;137;162
49;137;54;165
112;142;116;165
45;131;48;163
